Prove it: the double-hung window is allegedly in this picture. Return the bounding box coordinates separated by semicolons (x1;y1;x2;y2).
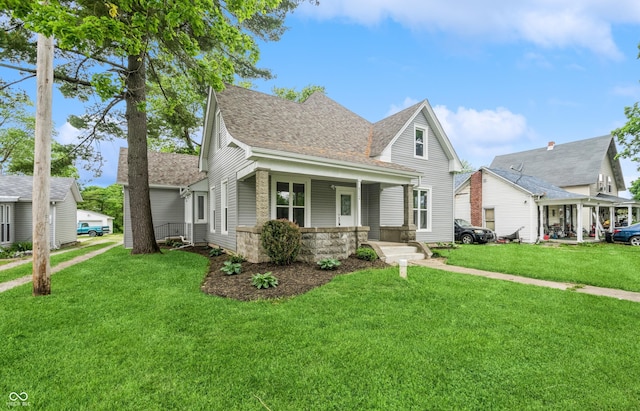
413;188;431;231
210;187;216;233
274;180;308;227
415;127;427;158
221;180;228;234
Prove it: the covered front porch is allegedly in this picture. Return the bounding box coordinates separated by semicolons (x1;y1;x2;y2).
235;166;420;263
537;196;640;242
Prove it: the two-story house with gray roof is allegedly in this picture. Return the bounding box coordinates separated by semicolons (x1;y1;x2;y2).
0;175;83;249
198;85;462;262
455;136;640;243
118;86;462;261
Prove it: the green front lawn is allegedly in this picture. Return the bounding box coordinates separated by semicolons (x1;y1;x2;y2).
0;242;118;284
2;247;640;409
437;242;640;292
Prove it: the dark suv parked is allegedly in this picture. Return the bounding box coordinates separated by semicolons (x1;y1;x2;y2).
454;219;496;244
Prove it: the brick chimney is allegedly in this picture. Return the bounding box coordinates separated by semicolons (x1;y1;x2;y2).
470;170;483;226
547;141;555;150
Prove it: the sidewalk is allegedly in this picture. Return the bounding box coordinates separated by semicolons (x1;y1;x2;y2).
412;258;640;303
0;241;122;293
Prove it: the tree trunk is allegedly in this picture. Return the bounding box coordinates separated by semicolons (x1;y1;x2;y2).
126;53;160;254
32;33;53;296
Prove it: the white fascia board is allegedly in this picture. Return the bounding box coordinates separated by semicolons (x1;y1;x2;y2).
0;196;19;202
199;87;215;172
242;147;419;185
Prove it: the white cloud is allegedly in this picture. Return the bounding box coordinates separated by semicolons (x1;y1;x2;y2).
56;122;82;144
433;105;532;167
612;85;640;99
297;0;640;59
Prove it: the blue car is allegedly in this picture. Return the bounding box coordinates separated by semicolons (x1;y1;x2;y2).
612;223;640;246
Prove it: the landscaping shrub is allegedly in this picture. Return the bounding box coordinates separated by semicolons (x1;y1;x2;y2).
209;246;224;257
220;261;242;275
251;272;278;289
317;258;341;270
228;253;246;264
261;219;301;265
356;247;377;261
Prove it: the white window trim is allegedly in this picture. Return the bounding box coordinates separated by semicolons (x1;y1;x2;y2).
210;186;216;233
221;179;228;235
270;176;311;227
414;126;428;159
195;192;207;224
413;186;432;232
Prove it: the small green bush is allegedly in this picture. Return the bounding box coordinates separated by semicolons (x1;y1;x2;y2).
11;241;32;252
261;219;301;265
220;261;242;275
356;247;378;261
251;272;278;289
209;247;224;257
317;258;341;270
228;253;245;264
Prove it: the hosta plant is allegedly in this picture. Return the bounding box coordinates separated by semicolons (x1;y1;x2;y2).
251;272;278;289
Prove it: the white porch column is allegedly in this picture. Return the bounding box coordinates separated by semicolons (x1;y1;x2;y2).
594;205;600;241
576;203;583;242
628;205;633;225
356;179;362;227
609;206;615;233
538;204;545;240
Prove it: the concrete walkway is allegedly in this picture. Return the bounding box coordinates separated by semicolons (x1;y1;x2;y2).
0;241;122;293
412;258;640;303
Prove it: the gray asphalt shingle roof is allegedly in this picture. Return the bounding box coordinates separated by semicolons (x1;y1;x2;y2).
0;175;80;202
489;135;624;189
116;147;205;187
215;85;417;173
487;168;588;200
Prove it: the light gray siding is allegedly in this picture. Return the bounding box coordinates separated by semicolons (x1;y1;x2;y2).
238;176;256;227
14;203;32;242
123;186;184;249
380;186;403;226
54;194;78;246
310;180;356;228
388;111;455;242
205;114;252;251
362;183;380;240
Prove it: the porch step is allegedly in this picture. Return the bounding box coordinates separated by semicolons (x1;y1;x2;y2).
375;243;426;264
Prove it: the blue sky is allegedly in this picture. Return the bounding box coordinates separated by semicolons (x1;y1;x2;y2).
5;1;640;195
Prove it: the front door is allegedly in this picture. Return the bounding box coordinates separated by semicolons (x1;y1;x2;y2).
336;187;356;227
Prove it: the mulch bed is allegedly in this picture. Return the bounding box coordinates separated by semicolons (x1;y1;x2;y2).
182;246;389;301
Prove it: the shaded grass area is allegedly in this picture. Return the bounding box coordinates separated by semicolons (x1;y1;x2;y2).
0;242;116;283
438;242;640;292
2;247;640;409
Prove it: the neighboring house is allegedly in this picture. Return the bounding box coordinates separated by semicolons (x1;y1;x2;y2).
117;85;462;262
0;175;83;248
116;148;206;248
455;136;640;243
77;209;115;233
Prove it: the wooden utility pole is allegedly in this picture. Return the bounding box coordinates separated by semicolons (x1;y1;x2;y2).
32;32;54;296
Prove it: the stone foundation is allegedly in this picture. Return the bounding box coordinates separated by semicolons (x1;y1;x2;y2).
236;225;370;263
379;225;416;242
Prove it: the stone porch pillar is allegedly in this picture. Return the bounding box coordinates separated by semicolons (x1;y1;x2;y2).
255;169;270;227
403;184;413;227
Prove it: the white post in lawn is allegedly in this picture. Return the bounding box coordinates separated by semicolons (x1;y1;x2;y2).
399;259;407;279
